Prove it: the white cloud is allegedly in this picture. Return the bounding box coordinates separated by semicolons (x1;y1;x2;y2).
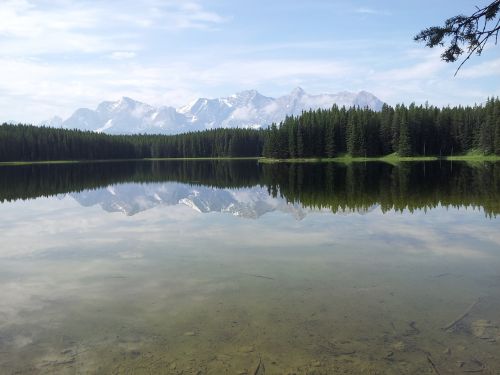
0;47;496;123
354;7;391;16
196;59;352;87
0;56;355;122
0;0;227;57
0;1;497;123
0;0;97;38
374;55;446;81
110;51;137;60
163;1;228;29
460;58;500;78
0;1;133;56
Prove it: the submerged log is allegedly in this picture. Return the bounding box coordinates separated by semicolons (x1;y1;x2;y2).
426;354;441;375
442;298;481;331
253;357;265;375
242;273;275;280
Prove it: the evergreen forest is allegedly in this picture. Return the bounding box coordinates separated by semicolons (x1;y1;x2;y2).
1;98;499;162
263;97;500;158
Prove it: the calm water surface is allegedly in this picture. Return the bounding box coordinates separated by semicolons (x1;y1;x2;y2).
0;161;499;374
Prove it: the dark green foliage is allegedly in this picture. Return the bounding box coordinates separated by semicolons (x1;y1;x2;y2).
398;110;411;157
1;97;499;162
262;98;500;158
379;104;394;155
324;117;336;158
495;109;500;155
0;124;264;162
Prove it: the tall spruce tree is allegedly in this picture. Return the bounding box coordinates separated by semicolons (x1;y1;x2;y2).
380;103;394;155
398;111;411;156
494;98;500;155
325;117;336;158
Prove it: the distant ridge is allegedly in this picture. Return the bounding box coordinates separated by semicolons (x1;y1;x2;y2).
40;88;384;135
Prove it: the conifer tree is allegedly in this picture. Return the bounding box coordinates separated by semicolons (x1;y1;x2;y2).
380;103;394;155
494;98;500;155
325;117;336;158
288;119;297;158
296;124;304;158
398;112;411;156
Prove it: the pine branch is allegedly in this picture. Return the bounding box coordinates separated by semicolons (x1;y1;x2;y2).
415;0;500;73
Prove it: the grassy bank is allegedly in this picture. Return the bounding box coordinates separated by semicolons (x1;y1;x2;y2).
258;157;437;164
445;150;500;162
1;154;499;166
258;153;500;164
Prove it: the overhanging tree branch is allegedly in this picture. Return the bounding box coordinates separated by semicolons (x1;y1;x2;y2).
414;0;500;75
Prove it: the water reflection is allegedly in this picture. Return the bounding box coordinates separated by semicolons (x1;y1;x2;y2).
0;160;499;216
0;161;499;374
71;184;305;218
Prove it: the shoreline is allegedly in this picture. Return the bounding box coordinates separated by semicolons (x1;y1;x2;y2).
0;155;499;166
0;157;262;166
258;155;500;163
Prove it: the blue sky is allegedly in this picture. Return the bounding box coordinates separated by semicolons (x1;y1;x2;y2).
0;0;499;123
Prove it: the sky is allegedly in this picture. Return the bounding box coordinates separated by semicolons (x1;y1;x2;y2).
0;0;499;123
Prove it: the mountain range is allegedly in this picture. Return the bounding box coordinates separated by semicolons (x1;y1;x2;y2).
69;182;377;218
41;88;384;135
70;182;307;219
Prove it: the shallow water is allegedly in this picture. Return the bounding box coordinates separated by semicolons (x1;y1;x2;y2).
0;161;499;374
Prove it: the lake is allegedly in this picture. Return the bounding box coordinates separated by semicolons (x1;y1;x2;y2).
0;160;499;374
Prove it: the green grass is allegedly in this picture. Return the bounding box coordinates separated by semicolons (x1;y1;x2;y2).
1;153;499;166
379;153;438;162
259;153;439;164
445;150;500;161
258;152;500;164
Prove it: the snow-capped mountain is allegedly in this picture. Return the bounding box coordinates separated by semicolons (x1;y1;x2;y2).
39;116;63;128
56;88;384;135
71;182;307;219
60;97;188;134
69;181;381;218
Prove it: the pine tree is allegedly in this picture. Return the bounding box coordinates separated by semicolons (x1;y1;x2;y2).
391;106;401;153
478;98;494;154
399;112;411;157
288;119;297;158
325;118;336;158
494;98;500;155
379;103;394;155
296;124;304;158
346;110;357;156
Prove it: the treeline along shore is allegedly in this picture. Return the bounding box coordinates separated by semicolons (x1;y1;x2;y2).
0;160;499;216
1;98;499;162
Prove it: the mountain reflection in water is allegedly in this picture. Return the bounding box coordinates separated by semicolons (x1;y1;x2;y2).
0;160;498;217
